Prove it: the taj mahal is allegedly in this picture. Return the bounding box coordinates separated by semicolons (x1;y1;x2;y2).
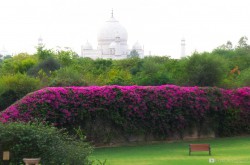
81;11;144;59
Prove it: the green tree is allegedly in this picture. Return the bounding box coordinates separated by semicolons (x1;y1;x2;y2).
134;56;173;85
217;41;233;50
185;53;228;86
28;57;61;77
237;36;249;49
36;46;54;60
92;58;113;75
112;57;143;75
0;53;38;75
56;48;78;67
163;58;188;86
102;68;133;85
0;73;41;111
233;37;250;71
128;49;139;58
4;55;12;60
236;68;250;87
49;66;88;87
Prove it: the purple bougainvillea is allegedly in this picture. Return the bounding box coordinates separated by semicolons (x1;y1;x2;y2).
1;85;250;138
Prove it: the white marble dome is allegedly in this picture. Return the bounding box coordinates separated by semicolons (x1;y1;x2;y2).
97;17;128;43
82;11;143;59
82;41;93;50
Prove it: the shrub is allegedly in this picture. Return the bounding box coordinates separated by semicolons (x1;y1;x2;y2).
0;122;93;165
0;85;250;142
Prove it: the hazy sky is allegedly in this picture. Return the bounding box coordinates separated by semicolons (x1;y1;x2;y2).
0;0;250;58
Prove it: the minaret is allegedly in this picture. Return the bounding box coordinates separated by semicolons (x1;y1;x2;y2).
38;36;43;47
181;38;186;58
111;9;114;18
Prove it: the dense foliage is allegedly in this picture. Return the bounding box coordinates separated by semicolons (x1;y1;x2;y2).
0;73;41;110
1;85;249;143
0;122;92;164
0;37;249;111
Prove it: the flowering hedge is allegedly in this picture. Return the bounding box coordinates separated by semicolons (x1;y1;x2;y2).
0;85;250;142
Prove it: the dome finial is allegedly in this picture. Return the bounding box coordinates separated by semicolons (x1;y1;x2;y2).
111;9;114;18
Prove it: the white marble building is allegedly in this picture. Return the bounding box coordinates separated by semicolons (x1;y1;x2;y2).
81;11;144;59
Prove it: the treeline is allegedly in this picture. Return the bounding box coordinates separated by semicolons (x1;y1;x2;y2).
0;36;249;111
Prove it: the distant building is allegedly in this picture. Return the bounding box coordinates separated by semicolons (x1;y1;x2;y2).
38;36;44;47
181;38;186;58
81;10;144;59
0;46;11;59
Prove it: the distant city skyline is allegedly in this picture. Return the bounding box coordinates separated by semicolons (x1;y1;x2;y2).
0;0;250;58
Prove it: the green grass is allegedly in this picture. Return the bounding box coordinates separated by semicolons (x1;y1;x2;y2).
91;136;250;165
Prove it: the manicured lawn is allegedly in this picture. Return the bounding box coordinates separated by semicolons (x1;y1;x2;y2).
91;136;250;165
